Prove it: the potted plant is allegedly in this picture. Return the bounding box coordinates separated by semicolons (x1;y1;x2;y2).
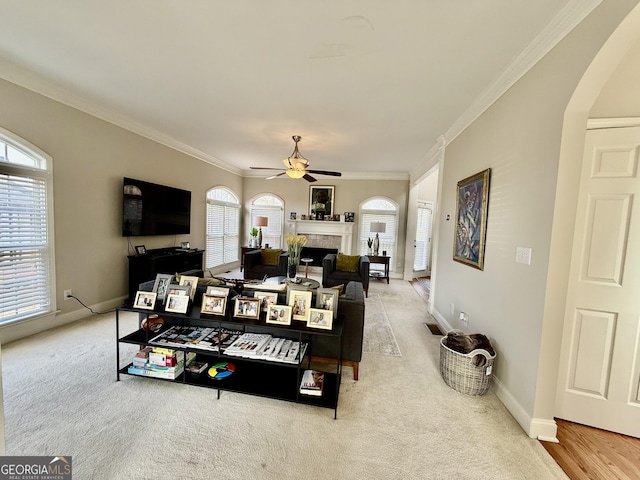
249;227;259;247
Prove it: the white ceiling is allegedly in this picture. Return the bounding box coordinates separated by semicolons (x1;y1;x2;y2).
0;1;599;179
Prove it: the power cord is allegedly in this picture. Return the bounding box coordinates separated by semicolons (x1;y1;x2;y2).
67;294;117;315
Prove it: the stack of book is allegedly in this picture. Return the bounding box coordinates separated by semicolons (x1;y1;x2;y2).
223;334;308;364
299;370;324;396
150;326;243;353
127;346;195;380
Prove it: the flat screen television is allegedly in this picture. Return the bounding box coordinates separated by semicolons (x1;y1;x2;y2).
122;177;191;237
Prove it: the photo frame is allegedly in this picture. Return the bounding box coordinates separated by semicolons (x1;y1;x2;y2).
181;241;190;250
254;291;279;312
266;304;292;326
165;293;190;313
201;294;227;316
135;245;146;255
166;284;191;299
288;290;313;322
315;288;339;319
206;286;230;297
344;212;354;223
307;308;333;330
179;275;199;300
453;168;491;270
309;186;334;218
134;291;156;310
152;273;174;302
234;297;260;319
290;212;297;220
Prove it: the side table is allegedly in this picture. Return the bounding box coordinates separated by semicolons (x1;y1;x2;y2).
367;255;390;284
301;257;314;278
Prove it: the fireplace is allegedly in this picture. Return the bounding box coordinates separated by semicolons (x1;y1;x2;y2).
285;220;354;254
300;246;339;266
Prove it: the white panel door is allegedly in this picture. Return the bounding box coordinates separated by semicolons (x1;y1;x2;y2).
556;126;640;437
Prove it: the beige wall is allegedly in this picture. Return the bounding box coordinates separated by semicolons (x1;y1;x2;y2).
0;78;242;341
431;0;640;432
242;177;410;272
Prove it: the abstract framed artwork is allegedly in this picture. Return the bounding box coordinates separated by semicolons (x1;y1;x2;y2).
453;168;491;270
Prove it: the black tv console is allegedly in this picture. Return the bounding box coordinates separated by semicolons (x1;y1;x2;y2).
127;248;204;300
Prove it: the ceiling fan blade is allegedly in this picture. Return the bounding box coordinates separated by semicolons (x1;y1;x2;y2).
266;172;288;180
306;170;342;177
250;166;286;171
303;174;317;183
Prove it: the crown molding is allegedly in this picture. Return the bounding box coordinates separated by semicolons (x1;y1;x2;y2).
0;58;242;176
443;0;602;147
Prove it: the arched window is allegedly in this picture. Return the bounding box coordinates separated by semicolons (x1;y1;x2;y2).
206;187;240;269
250;194;284;249
359;197;398;272
0;128;55;324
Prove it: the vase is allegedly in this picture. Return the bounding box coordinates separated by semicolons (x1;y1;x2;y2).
288;259;298;282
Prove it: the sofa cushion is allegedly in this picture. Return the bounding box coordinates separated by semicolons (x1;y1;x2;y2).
261;249;283;265
337;254;360;272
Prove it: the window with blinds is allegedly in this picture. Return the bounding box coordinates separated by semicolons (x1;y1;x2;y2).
358;198;398;273
251;194;284;249
0;132;54;324
414;203;432;271
205;187;240;269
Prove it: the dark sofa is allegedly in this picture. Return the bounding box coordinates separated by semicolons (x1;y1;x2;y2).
243;249;289;280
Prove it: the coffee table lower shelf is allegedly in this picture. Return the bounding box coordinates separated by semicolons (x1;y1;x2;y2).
118;358;339;411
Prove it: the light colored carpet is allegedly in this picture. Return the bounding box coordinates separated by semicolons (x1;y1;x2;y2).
362;293;401;356
1;280;568;480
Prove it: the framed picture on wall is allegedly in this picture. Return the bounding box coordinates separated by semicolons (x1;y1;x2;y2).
453;168;491;270
309;186;334;218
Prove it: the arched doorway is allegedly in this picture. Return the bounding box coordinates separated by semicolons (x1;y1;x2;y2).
535;2;640;440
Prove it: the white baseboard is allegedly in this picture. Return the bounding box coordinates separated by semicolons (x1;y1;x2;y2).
430;307;558;441
0;296;127;345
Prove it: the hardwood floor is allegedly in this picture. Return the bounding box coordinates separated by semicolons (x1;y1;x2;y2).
541;419;640;480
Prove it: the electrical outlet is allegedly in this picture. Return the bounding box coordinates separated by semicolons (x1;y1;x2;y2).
459;312;469;327
64;289;73;300
515;246;532;265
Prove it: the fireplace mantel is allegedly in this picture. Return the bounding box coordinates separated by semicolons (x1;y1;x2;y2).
285;220;353;254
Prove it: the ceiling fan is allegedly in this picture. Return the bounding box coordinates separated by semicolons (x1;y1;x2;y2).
250;135;342;183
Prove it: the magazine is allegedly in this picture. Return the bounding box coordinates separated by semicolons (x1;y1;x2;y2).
299;369;324;396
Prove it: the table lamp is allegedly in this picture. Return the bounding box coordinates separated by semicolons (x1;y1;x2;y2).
370;221;386;256
255;216;269;248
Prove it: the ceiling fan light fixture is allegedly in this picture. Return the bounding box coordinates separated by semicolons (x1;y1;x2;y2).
286;169;305;179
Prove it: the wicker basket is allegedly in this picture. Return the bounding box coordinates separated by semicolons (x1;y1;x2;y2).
439;335;496;396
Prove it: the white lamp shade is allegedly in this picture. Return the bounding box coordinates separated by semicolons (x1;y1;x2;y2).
370;221;386;233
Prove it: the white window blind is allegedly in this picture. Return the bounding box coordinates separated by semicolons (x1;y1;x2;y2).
414;204;432;271
251;195;284;249
205;187;240;270
359;198;398;273
0;136;53;324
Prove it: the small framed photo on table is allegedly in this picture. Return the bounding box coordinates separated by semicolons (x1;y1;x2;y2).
134;291;156;310
266;305;292;326
315;288;339;319
288;290;312;322
234;297;260;319
165;293;189;314
179;275;199;300
135;245;147;255
201;294;226;316
307;308;333;330
152;273;174;302
254;291;279;312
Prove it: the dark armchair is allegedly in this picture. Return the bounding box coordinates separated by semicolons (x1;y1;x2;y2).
322;253;370;297
244;249;289;279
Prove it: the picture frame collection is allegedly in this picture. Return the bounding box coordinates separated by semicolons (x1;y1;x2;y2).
134;273;337;330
